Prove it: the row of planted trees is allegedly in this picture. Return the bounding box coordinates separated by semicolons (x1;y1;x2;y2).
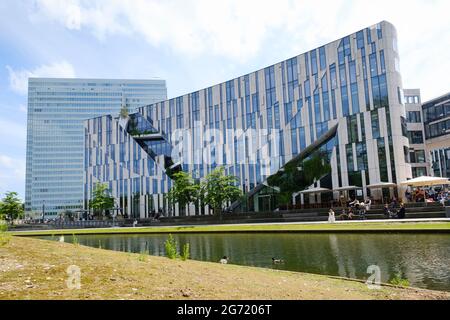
167;167;242;216
87;166;242;218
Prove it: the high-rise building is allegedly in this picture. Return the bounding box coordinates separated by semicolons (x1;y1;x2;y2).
422;92;450;178
85;21;413;217
403;89;430;177
25;78;167;217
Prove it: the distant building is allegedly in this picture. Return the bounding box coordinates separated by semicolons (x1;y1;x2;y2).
25;78;167;217
422;92;450;178
403;89;430;177
85;21;413;217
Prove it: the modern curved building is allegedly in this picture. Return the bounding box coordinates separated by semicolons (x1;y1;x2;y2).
84;21;412;218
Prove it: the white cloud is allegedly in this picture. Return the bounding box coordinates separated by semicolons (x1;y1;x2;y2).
0;155;14;168
28;0;450;100
0;154;25;197
6;60;76;95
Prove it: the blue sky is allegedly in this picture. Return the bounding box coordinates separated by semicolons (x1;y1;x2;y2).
1;0;449;200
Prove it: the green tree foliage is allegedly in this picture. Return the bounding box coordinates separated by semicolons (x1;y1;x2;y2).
267;151;331;206
167;171;199;216
0;191;24;224
119;105;129;118
89;183;114;219
202;167;242;215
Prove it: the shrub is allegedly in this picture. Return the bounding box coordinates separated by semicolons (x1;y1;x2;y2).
164;234;178;259
0;222;10;246
181;243;190;261
389;274;410;287
138;250;149;262
72;234;79;245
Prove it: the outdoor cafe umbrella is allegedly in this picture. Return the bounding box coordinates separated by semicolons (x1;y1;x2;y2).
334;186;362;191
292;187;331;205
366;182;397;204
366;182;397;189
399;176;450;187
298;187;332;194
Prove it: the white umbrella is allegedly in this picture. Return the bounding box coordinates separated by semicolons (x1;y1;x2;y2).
298;187;332;194
399;176;450;187
367;182;397;189
334;186;362;191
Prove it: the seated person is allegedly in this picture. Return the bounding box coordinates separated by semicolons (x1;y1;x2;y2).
397;203;406;219
383;204;391;218
349;198;359;208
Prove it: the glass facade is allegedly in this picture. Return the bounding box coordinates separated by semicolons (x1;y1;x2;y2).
26;78;167;216
404;89;430;176
85;21;411;217
422;92;450;178
423;92;450;140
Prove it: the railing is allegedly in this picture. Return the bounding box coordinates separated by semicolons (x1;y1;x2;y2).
50;220;123;229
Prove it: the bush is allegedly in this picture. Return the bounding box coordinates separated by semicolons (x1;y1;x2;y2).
389;274;410;287
0;222;10;246
72;234;79;245
181;243;190;261
165;234;178;259
138;250;149;262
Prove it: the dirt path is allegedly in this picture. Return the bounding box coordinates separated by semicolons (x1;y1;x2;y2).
0;237;448;300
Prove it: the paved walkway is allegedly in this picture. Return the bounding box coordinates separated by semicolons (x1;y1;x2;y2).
131;217;450;229
11;217;450;233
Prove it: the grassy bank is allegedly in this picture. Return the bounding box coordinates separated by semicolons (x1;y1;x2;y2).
9;221;450;237
0;236;448;300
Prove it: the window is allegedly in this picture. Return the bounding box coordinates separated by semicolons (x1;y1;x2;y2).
401;116;408;137
407;111;421;123
346;144;354;172
371;111;380;139
356;31;364;49
284;102;293;124
291;129;298;155
341;86;349;117
347;115;358;143
310;50;318;75
265;66;276;107
408;131;424;144
380;50;386;74
410;150;426;163
314;92;321;123
319;46;327;70
330;64;337;89
412;167;427;178
350;83;360;114
369;53;378;77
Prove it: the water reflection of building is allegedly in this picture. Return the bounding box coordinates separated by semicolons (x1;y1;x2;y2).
85;21;412;217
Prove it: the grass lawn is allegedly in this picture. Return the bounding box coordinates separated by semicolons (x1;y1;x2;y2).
9;221;450;237
0;236;448;300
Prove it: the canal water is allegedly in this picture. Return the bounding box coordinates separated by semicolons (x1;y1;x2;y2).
44;233;450;291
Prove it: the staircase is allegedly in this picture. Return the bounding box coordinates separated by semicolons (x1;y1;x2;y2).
154;203;447;226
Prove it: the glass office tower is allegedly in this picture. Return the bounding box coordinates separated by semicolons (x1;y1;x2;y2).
85;21;412;217
25;78;167;217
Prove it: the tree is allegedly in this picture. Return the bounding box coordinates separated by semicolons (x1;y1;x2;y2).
267;151;331;209
201;167;242;215
0;192;24;224
167;171;199;216
119;105;129;118
89;183;114;219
